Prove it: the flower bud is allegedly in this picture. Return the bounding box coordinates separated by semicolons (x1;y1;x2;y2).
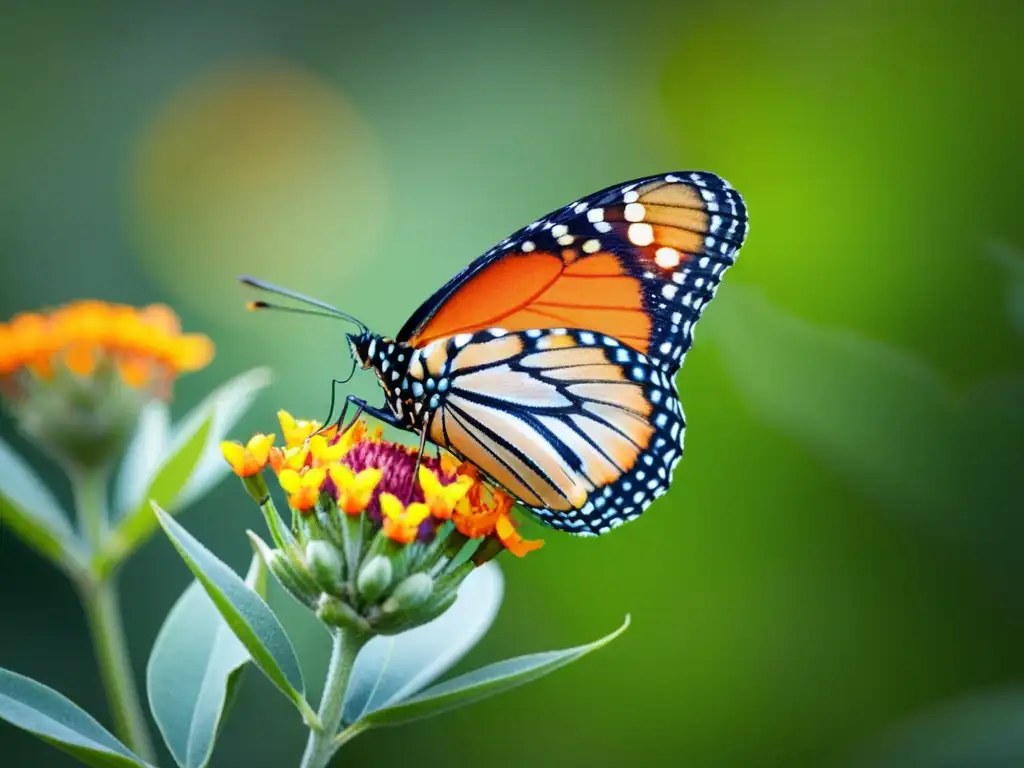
250;531;320;607
382;572;433;614
317;595;372;634
306;540;344;595
356;555;392;604
270;553;321;608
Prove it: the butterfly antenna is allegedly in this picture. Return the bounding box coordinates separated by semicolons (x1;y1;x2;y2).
239;275;368;334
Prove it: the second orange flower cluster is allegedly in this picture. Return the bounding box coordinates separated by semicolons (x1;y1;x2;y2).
222;411;542;558
0;300;213;390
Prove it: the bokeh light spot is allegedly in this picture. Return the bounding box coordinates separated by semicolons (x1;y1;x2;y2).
129;62;386;323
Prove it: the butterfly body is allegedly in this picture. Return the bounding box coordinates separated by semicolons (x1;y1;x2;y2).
273;170;747;536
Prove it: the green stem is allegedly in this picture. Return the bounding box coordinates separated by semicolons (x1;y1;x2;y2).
71;468;156;763
80;577;157;762
72;466;108;552
300;628;371;768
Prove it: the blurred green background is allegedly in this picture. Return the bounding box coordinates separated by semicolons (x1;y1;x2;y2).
2;0;1023;766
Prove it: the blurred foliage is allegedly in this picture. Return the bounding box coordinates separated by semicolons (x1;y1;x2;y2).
1;0;1022;767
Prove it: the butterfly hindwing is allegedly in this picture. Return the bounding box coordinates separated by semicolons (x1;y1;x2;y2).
398;171;748;374
422;328;685;535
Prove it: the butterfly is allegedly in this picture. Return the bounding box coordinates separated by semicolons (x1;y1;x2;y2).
243;171;748;536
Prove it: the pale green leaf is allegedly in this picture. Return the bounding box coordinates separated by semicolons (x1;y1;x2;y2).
153;504;311;721
101;414;213;573
343;562;503;724
0;436;88;577
847;688;1024;768
114;401;170;521
704;287;969;523
147;554;267;768
173;367;273;509
356;615;629;729
0;666;151;767
985;241;1024;337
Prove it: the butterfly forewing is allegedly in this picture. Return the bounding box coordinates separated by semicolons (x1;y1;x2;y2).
398;171;748;374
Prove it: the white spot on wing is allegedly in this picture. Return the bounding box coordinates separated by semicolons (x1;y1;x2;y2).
655;247;680;269
627;223;655;246
624;203;646;222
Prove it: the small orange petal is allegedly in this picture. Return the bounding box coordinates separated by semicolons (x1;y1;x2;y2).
27;354;55;380
496;514;544;557
439;452;463;477
117;357;150;388
138;304;181;335
278;468;303;494
170;334;215;372
245;433;275;466
64;343;96;376
221;441;247;476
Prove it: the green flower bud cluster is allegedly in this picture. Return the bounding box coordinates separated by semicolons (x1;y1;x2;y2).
247;480;475;637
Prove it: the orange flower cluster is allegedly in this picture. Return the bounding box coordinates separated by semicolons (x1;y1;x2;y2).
221;410;543;558
0;300;213;390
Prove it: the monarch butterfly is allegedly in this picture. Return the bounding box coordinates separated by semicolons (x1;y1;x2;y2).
244;171;748;536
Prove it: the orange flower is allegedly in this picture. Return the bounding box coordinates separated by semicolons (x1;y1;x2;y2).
452;501;501;539
221;434;275;477
229;413;543;559
495;514;544;557
277;410;335;448
0;300;212;391
418;467;473;520
379;493;431;544
278;467;327;513
269;444;310;474
452;481;511;538
327;465;383;515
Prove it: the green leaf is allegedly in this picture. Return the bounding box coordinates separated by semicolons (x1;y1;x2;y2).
153;504;312;722
101;414;213;573
985;241;1024;337
356;615;630;729
847;689;1024;768
704;287;968;523
114;401;171;522
173;367;273;509
0;666;151;767
0;436;88;577
343;561;503;724
147;554;267;768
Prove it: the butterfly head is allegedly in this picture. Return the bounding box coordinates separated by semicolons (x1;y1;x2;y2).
346;331;377;370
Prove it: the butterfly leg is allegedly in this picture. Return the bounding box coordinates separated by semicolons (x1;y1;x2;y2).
311;378;347;438
337;395;402;434
405;425;429;503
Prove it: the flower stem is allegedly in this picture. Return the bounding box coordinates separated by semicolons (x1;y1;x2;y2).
300;628;371;768
80;577;157;762
71;468;156;763
71;466;109;552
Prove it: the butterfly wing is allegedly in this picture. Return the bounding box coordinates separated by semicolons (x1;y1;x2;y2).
425;328;684;535
397;171;748;373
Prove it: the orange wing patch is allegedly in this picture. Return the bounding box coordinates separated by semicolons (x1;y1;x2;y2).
409;252;563;345
407;249;650;353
